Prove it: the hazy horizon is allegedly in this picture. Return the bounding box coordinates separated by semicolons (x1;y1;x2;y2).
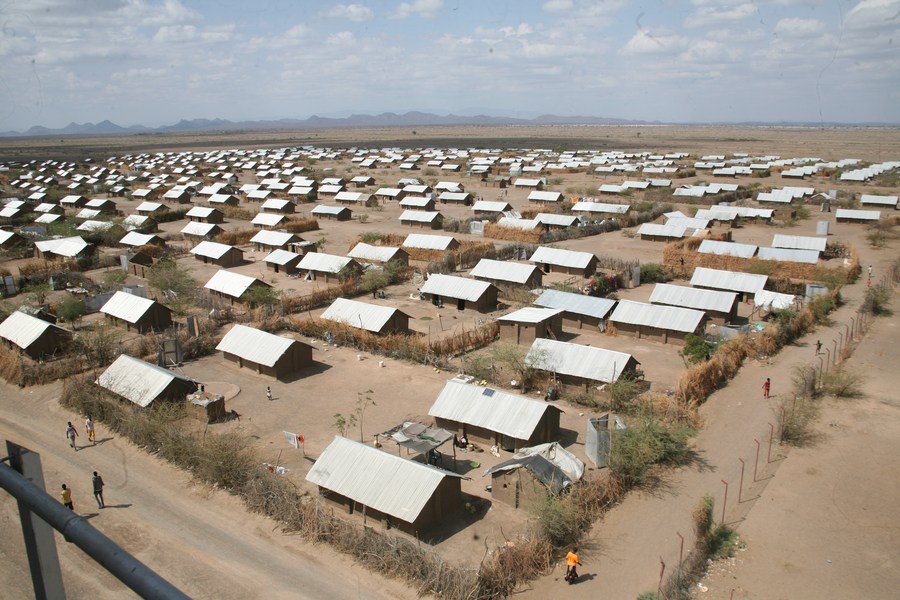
1;0;898;131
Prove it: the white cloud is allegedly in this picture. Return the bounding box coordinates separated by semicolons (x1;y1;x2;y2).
543;0;574;12
845;0;900;31
325;4;375;22
685;3;756;28
620;29;687;55
392;0;443;19
774;18;825;38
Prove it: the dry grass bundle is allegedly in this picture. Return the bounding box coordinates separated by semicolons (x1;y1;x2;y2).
281;279;358;314
214;228;256;246
19;258;77;278
219;206;256;220
0;344;90;386
483;223;542;244
283;217;320;234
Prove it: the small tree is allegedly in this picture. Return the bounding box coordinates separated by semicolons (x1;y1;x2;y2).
333;412;356;437
492;342;546;391
354;389;376;442
359;269;391;294
57;296;86;324
680;334;711;365
102;269;128;288
24;281;52;305
243;285;279;308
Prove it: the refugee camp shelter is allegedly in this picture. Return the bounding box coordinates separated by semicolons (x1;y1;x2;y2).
186;206;225;223
306;436;463;535
312;205;352;221
99;291;173;333
525;338;639;389
835;209;880;223
203;270;271;305
34;236;93;260
485;442;583;509
216;324;312;379
533;289;616;330
399;210;443;229
498;307;563;345
190;241;244;268
250;229;302;251
402;233;459;252
428;380;562;451
690;267;767;301
0;229;26;249
529;246;597;277
347;242;409;266
608;300;706;345
180;222;223;240
470;259;543;291
419;274;498;311
96;354;198;407
320;298;410;334
649;283;738;324
119;231;164;248
263;249;302;274
0;311;71;359
296;252;359;283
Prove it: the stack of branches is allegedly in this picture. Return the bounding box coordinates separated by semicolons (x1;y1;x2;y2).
215;228;257;246
483;223;542;244
19;258;77;278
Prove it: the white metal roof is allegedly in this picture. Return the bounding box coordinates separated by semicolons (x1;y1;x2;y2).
190;241;236;259
35;213;62;224
498;307;564;324
571;201;630;214
757;247;820;264
859;194;898;207
525;338;635;383
665;217;710;230
534;213;579;227
216;324;300;367
250;229;296;247
135;201;164;212
835;209;880;221
690;267;767;294
754;290;797;311
428;380;559;440
76;220;115;233
471;200;511;212
771;234;827;252
420;274;492;302
334;191;367;203
311;204;349;216
119;231;158;247
251;212;285;226
697;239;757;258
347;242;404;263
306;436;461;524
637;223;687;238
263;249;300;265
533;289;616;320
649;283;737;314
610;299;705;333
497;217;540;230
529;246;595;269
399;196;433;208
34;236;90;257
297;252;353;273
403;233;456;250
0;311;67;350
180;222;219;236
99;291;161;323
527;191;562;202
470;259;539;284
96;354;195;407
321;298;407;332
186;206;217;218
203;270;263;298
399;210;441;223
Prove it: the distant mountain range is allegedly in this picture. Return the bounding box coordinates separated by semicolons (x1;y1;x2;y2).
0;112;661;138
2;112;895;138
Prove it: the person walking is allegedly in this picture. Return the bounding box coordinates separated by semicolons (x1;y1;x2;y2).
266;386;273;401
85;415;96;444
60;484;74;510
815;340;822;356
564;547;581;584
92;471;105;509
763;377;771;399
66;421;78;451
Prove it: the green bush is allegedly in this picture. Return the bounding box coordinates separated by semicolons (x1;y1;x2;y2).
680;334;711;364
640;262;670;284
808;294;837;324
777;395;818;446
863;286;892;315
608;374;641;411
608;414;693;486
57;296;86;324
533;495;582;548
360;231;383;243
821;369;863;398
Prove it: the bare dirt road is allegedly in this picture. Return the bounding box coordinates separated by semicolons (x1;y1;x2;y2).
0;383;416;600
520;241;898;598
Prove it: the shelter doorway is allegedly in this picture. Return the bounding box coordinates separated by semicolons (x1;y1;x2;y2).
457;298;465;311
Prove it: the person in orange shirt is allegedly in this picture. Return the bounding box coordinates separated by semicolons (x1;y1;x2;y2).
60;484;73;510
565;547;580;584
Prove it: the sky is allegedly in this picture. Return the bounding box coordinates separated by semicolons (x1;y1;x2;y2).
0;0;898;130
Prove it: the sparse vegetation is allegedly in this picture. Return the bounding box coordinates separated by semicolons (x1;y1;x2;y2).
608;412;693;487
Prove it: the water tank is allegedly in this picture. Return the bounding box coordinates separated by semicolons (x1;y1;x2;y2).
805;283;828;302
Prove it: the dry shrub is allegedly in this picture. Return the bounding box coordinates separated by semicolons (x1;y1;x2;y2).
283;217;320;234
19;258;77;278
215;228;256;245
219;206;255;220
777;394;818;446
478;535;553;597
483;223;542;244
0;343;91;386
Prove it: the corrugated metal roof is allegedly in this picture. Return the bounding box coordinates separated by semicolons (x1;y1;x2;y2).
757;247;820;264
471;200;511;212
180;222;219;236
216;324;300;367
610;299;705;333
529;246;595;269
306;436;461;523
135;201;164;212
439;192;470;201
637;223;687;238
203;270;263;298
525;338;635;383
403;233;456;250
297;252;353;273
0;311;67;350
263;249;299;265
312;204;349;216
76;220;115;233
399;210;441;222
535;213;579;227
754;290;797;310
99;291;160;323
470;259;539;284
690;267;767;294
190;241;235;259
498;307;563;324
665;217;710;230
498;216;540;230
250;230;296;247
533;289;615;320
771;235;827;252
321;298;406;332
527;191;562;202
835;209;880;221
859;194;898;207
428;380;559;440
118;231;158;246
348;243;404;263
420;274;492;302
251;213;285;226
35;213;62;224
96;354;195;407
650;283;737;314
186;206;216;218
335;191;367;203
571;201;630;214
34;236;90;257
697;239;758;258
399;196;432;208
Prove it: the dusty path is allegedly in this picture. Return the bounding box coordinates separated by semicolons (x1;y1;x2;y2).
0;382;416;600
521;248;897;598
